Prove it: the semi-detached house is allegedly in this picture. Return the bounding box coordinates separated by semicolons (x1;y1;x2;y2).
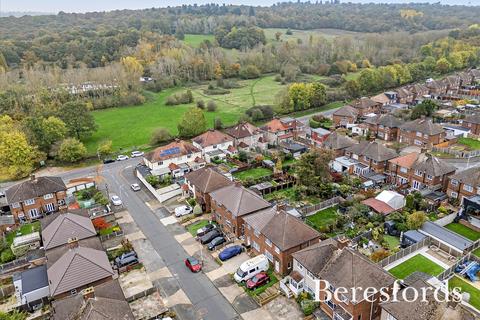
397;118;445;148
225;122;263;151
192;129;234;162
447;166;480;202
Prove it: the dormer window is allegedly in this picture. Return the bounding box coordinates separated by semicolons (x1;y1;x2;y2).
44;193;54;200
24;199;35;206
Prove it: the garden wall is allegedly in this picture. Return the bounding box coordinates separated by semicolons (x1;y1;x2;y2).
136;169;182;203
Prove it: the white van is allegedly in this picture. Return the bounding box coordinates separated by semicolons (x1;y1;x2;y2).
234;254;269;283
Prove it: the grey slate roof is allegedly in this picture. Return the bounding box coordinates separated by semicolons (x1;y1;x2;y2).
6;176;66;204
364;114;404;128
52;280;134;320
333;105;358;118
210;184;271;217
449;166;480;187
464;114;480;125
420;221;473;251
400;118;444;136
225;122;261;139
346;141;397;162
185;167;233;194
411;153;456;178
291;239;338;275
20;264;48;294
322;131;356;150
42;212;96;250
47;246;113;296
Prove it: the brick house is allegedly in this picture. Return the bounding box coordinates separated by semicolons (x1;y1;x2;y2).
371;93;393;106
388;153;456;191
426;80;448;98
210;184;271;238
462;114;480;135
143;139;203;174
405;83;429;102
446;166;480;202
342;141;398;175
394;87;415;105
6;175;67;222
322;131;357;157
261;118;303;145
308;127;331;147
289;238;395;320
332;105;359;127
364;114;404;141
350;97;381;116
192;129;234;161
184;167;233;212
398;118;445;148
243;207;320;275
224;122;263;151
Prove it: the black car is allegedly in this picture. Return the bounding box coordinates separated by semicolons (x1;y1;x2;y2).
103;158;116;164
196;223;217;238
208;236;226;250
200;229;222;245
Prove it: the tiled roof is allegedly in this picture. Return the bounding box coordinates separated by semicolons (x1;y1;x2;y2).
371;93;391;105
6;176;66;204
210;184;271;217
48;246;113;297
144;140;200;163
352;97;378;109
346;141;397;162
449;166;480;187
185;167;233;193
364;114;404;128
261;119;289;133
225;122;261;139
333;105;358;118
243;206;277;232
192;129;233;148
42;213;96;250
400;118;444;135
395;87;413;98
411;153;456;177
322;131;356;150
464;114;480;125
389;152;418;169
361;198;395;215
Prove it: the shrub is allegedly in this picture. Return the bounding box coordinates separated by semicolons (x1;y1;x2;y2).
57;138;87;163
165;90;194;105
300;299;319;316
196;100;205;109
239;65;260;79
146;175;160;188
207;101;217;112
214;117;223;130
93;217;110;230
371;249;390;262
150;128;172;145
1;248;15;263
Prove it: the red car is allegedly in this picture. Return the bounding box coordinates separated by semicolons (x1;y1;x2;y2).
246;272;270;289
185;256;202;273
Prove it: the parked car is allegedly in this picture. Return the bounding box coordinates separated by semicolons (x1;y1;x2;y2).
117;154;129;161
246;272;270;289
207;236;225;250
174;205;192;217
115;255;139;269
200;229;222;245
234;255;269;283
110;195;122;206
218;245;243;261
114;251;137;265
131;183;141;192
184;256;202;273
103;158;115;164
196;223;216;237
131;151;144;157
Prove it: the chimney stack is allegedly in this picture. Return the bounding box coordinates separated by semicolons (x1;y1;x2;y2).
82;287;95;301
336;236;351;250
67;237;79;249
30;174;36;182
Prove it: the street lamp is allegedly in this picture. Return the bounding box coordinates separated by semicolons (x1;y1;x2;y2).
105;183;110;199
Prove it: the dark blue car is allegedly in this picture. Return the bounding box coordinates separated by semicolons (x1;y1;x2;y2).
218;245;243;261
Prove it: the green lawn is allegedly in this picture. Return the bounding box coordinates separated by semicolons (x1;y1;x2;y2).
388;254;445;279
306;206;339;230
263;28;360;43
5;221;41;245
384;235;400;250
473;247;480;258
183;34;215;47
233;167;272;182
187;220;211;236
449;276;480;310
458;137;480;150
445;223;480;241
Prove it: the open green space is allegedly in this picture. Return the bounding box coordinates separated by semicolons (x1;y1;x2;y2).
445;223;480;241
449;276;480;310
5;221;41;245
263;28;360;43
388;254;445;279
458;137;480;150
187;220;211;236
384;235;400;250
233;167;273;182
306;206;339;231
183;34;215;47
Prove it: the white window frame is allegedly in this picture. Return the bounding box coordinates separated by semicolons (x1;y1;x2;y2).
451;179;458;187
45;203;55;212
43;193;54;200
24;198;35;206
426;174;433;181
28;208;40;219
463;184;473;192
450;191;458;199
265;238;272;247
11;202;20;209
274;246;280;254
400;167;408;173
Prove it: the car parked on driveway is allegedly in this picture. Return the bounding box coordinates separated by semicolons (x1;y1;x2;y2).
131;151;144;157
131;183;141;191
208;236;226;250
110;194;122;206
115;255;139;269
246;272;270;289
114;251;137;266
200;229;222;245
174;205;192;217
218;245;243;261
196;223;216;237
185;256;202;273
103;158;115;164
117;154;129;161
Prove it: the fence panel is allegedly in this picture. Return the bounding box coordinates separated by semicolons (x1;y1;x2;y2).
300;196;344;216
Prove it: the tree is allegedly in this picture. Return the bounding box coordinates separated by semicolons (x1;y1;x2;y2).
23;116;67;153
288;83;312;111
309;82;327;108
150;128;172;145
214;117;223;130
57;138;87;163
294;148;334;196
0;310;27;320
345;79;361;98
0;116;40;178
410;99;438;119
58;101;97;139
407;211;427;230
207;101;217;112
275;32;282;41
97;140;113;158
436;57;451;73
371;249;390;262
177;107;207;138
239;65;260;79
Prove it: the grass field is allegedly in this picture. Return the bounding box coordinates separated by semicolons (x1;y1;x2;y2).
458;137;480;150
445;223;480;241
263;28;360;44
183;34;215;47
233;167;273;182
449;276;480;310
306;206;339;230
388;254;445;279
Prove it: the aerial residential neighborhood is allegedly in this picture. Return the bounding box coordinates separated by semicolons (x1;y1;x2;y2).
1;1;480;320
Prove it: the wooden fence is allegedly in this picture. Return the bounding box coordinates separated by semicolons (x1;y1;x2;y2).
300;196;344;216
377;237;431;268
432;146;480;158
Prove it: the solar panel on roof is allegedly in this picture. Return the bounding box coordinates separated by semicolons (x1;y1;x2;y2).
160;147;181;157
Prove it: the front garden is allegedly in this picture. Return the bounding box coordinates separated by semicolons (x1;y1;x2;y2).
388;254;445;279
93;217;122;237
76;187;109;207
